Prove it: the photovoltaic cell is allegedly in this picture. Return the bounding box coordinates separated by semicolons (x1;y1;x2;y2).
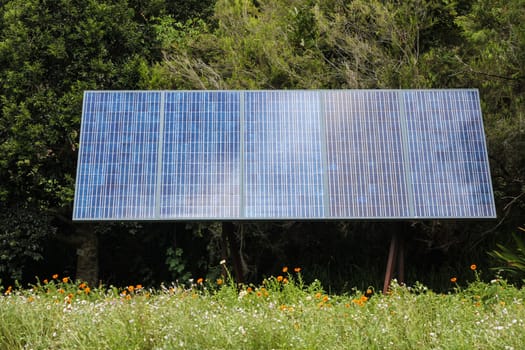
74;92;160;219
73;89;496;221
324;90;410;218
161;92;240;218
244;91;325;218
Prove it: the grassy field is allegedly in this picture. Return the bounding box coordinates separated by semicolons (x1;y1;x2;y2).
1;266;524;349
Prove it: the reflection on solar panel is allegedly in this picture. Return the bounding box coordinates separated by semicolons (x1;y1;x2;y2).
73;90;496;221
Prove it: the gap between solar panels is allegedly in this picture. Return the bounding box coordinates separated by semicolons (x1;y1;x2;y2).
73;89;497;292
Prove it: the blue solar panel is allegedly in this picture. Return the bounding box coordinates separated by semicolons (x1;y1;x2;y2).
244;91;325;218
73;89;496;220
160;92;240;218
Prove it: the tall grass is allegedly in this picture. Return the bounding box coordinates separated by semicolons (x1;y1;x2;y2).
1;268;524;349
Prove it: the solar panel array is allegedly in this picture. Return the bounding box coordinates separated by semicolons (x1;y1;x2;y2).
73;89;496;221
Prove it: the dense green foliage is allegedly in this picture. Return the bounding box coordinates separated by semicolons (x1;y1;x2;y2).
0;0;524;289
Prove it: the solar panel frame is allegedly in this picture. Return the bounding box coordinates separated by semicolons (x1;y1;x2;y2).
73;89;496;221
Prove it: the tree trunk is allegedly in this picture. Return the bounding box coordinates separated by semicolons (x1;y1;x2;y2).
75;224;99;286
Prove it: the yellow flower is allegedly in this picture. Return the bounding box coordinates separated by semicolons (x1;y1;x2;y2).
277;275;284;282
294;267;301;273
282;266;288;273
450;277;457;283
470;264;477;271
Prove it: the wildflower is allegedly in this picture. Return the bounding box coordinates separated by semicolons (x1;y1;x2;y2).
366;288;373;295
220;259;226;265
246;287;253;293
58;288;65;294
282;266;288;273
470;264;477;271
5;286;12;296
79;283;87;289
43;279;49;284
450;277;457;283
277;275;284;282
62;277;69;283
52;274;59;279
125;294;132;301
84;287;91;294
128;285;135;293
283;278;289;284
323;295;329;303
294;267;301;273
315;292;322;299
27;296;35;302
216;278;223;286
196;278;204;285
135;284;143;290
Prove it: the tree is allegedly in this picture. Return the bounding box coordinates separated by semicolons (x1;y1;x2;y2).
0;0;157;284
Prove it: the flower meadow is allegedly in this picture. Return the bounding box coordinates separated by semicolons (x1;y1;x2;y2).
1;266;525;349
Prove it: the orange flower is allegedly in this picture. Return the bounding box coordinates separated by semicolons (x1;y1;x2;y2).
79;283;87;289
84;287;91;294
246;287;253;293
283;278;289;284
128;285;135;293
58;288;65;294
196;278;204;285
276;275;284;282
52;274;59;279
43;279;49;284
315;292;322;299
470;264;477;271
294;267;301;273
135;284;142;290
282;266;288;273
62;277;69;283
450;277;457;283
216;278;223;286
